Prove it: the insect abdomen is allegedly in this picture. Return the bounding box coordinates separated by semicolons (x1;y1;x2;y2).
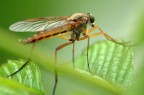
20;27;71;44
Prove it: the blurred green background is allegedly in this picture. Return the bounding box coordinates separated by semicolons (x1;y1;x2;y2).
0;0;144;95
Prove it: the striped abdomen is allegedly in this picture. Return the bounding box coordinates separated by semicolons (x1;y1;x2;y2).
20;25;72;44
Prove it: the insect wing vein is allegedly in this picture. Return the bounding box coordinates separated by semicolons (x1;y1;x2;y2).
9;16;69;32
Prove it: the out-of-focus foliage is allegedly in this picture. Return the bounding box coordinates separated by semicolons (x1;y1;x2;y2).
131;12;144;43
128;11;144;95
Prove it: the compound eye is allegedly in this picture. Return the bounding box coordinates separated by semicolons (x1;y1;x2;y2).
90;15;95;23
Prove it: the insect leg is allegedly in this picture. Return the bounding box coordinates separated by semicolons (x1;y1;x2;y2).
78;31;127;44
7;42;36;77
77;30;120;73
71;42;75;68
86;37;90;73
53;41;73;95
87;25;129;46
60;36;75;67
78;31;131;73
77;34;92;73
80;27;92;73
60;36;70;40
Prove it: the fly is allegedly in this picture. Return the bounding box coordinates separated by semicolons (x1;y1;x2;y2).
9;13;128;95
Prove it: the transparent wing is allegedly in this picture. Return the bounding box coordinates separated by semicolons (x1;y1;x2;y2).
9;16;69;32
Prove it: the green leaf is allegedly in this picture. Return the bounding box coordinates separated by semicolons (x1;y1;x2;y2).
0;59;45;95
0;77;42;95
75;41;134;88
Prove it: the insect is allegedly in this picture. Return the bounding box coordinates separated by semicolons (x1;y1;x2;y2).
9;13;127;95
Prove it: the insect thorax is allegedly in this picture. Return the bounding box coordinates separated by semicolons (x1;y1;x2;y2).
68;13;88;23
70;23;87;42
